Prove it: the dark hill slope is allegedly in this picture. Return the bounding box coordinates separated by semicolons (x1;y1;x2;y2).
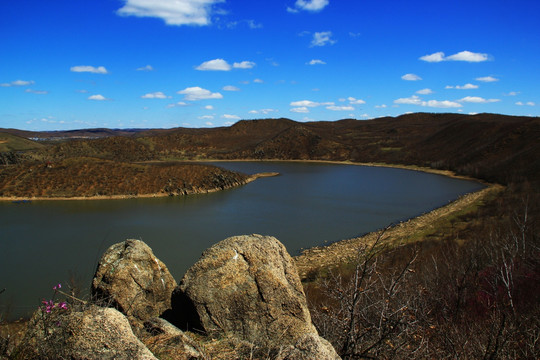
13;113;540;185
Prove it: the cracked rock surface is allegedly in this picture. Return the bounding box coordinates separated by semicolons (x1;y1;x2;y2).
171;234;340;359
91;239;177;325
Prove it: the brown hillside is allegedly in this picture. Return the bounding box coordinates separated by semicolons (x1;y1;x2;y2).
0;158;248;199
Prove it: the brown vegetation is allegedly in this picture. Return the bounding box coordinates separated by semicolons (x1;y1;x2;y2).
0;158;248;199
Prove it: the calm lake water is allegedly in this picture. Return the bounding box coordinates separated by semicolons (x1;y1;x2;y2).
0;162;484;319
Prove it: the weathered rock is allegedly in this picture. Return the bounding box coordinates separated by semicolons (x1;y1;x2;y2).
18;305;157;360
143;317;204;360
171;234;340;359
91;239;177;324
276;333;341;360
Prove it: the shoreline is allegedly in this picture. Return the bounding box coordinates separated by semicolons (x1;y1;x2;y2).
0;171;279;202
294;182;503;279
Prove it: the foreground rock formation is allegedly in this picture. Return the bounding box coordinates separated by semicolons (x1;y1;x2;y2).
17;235;340;359
18;306;157;360
91;239;177;326
172;234;340;359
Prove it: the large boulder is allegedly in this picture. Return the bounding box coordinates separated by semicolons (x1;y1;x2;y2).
91;239;177;324
171;234;340;359
18;305;157;360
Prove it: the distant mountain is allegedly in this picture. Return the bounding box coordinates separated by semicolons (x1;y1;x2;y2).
2;113;539;185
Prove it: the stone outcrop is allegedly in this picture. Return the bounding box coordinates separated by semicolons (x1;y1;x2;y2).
19;305;157;360
91;239;177;325
142;317;204;360
171;234;340;359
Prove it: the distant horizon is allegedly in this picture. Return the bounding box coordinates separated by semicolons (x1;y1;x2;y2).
2;111;539;133
2;0;539;131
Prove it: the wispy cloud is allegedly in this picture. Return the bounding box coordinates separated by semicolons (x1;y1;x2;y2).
416;88;433;95
222;85;240;91
117;0;223;26
290;106;310;113
253;78;264;83
515;101;535;106
327;105;354;111
195;59;255;71
221;114;241;120
458;96;500;103
25;89;48;95
290;100;327;107
136;65;154;71
233;61;255;69
420;50;489;63
347;97;365;105
88;94;110;101
196;59;231;71
287;0;329;13
249;109;278;115
70;65;108;74
178;86;223;101
401;73;422;81
310;31;336;47
394;95;462;108
167;101;188;108
445;83;479;90
1;80;35;87
476;76;499;82
141;91;169;99
308;59;326;65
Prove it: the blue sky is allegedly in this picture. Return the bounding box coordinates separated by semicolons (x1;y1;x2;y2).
1;0;539;130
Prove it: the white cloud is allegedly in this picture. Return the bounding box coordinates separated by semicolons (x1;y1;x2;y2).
401;73;422;81
290;100;320;107
177;86;223;100
290;107;310;113
136;65;154;71
249;109;278;115
375;104;387;109
253;78;264;83
419;51;445;63
506;91;519;96
88;94;110;101
476;76;499;82
288;0;329;12
198;115;214;119
423;100;463;108
196;58;231;71
416;88;433;95
516;101;535;106
204;105;213;110
117;0;222;26
327;105;354;111
310;31;336;47
419;51;489;63
458;96;500;103
1;80;35;87
205;122;214;126
233;61;255;69
70;65;108;74
347;97;365;104
222;85;240;91
446;83;479;90
308;59;326;65
25;89;48;95
447;51;489;62
222;114;241;120
141;91;169;99
394;95;422;105
167;101;188;108
394;95;461;108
